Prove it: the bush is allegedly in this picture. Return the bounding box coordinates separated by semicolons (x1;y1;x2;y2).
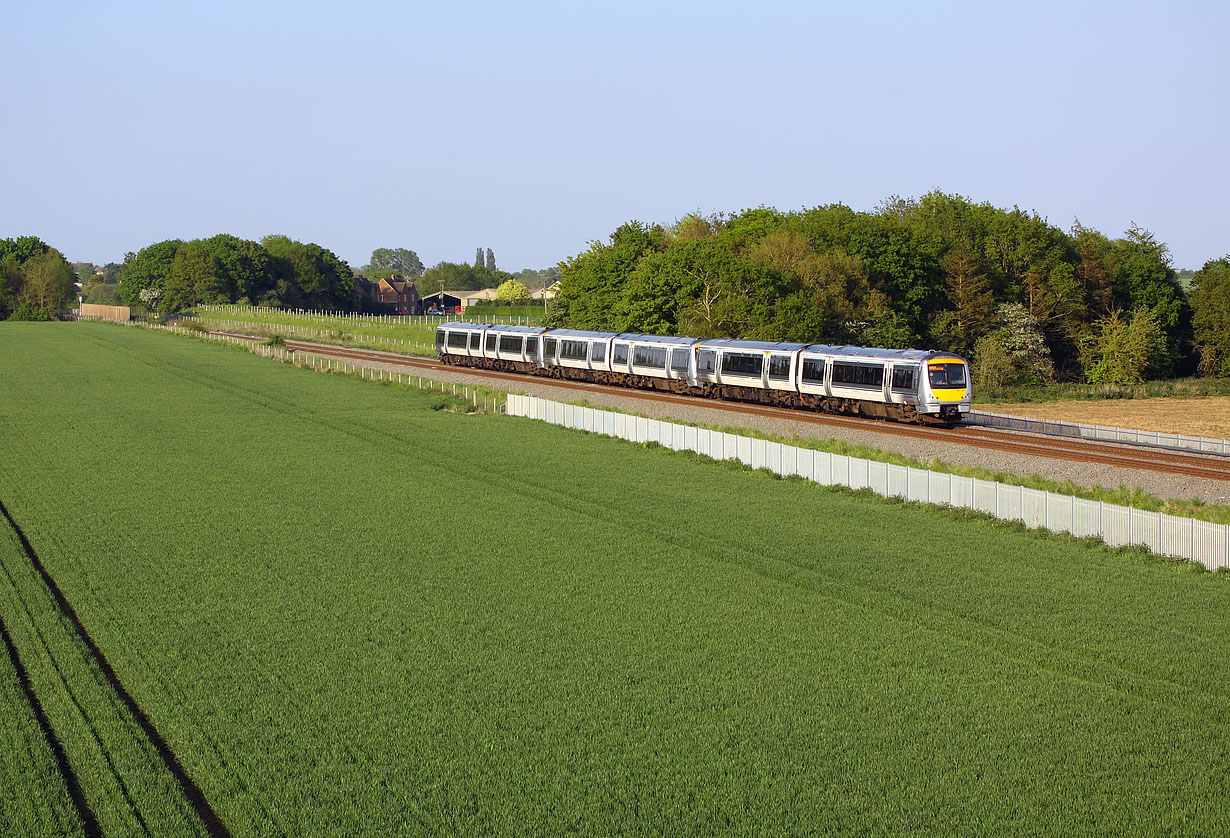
7;301;55;321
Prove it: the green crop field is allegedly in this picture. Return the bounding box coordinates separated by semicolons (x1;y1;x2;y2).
1;322;1228;835
189;304;541;356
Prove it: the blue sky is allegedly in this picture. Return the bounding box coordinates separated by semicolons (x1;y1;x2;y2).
4;0;1226;271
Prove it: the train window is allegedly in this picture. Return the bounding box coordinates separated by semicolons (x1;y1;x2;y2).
671;348;689;371
485;333;496;352
560;339;588;361
612;342;629;364
525;336;538;357
543;337;557;360
801;358;825;384
721;352;763;377
832;362;884;388
447;331;467;349
928;363;967;388
632;345;668;369
891;365;917;391
469;332;481;350
499;334;523;354
591;341;606;363
696;349;715;374
768;354;791;380
435;329;445;348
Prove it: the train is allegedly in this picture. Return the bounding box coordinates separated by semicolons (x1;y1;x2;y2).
435;322;972;426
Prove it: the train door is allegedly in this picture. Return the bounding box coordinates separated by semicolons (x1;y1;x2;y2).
669;347;690;383
695;347;716;385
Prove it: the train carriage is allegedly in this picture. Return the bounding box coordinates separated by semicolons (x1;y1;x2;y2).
544;328;620;381
614;333;699;391
703;339;810;406
436;322;548;374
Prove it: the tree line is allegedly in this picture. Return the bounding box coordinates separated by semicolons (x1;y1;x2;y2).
547;192;1230;385
1;232;561;320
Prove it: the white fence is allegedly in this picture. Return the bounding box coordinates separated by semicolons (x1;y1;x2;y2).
967;409;1230;456
507;395;1230;572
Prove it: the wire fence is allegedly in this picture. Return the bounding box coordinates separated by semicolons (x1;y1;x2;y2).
967;409;1230;456
508;395;1230;571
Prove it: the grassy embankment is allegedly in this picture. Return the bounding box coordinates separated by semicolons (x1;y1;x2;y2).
189;305;541;356
1;322;1228;835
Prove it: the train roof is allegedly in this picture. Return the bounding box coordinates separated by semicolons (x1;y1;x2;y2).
615;332;702;345
701;338;812;353
439;322;548;334
546;328;703;344
804;345;937;362
548;328;623;340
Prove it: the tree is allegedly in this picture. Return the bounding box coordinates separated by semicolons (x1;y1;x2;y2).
486;248;496;272
100;263;123;284
475;248;485;269
16;249;76;318
0;238;53;320
1080;309;1169;385
367;247;424;278
1107;225;1189;375
0;235;51;265
971;334;1017;390
1071;223;1114;319
82;276;120;305
138;287;161;312
198;234;274;303
422;261;507;292
1191;257;1230;377
973;303;1054;386
555;221;668;330
164;240;223;311
510;266;560;290
941;247;995;350
495;279;530;304
261;235;356;310
118;240;182;305
0;254;22;319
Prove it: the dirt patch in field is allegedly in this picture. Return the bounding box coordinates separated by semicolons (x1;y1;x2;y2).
977;396;1230;440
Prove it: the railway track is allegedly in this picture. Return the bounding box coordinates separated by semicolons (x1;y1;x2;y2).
213;332;1230;484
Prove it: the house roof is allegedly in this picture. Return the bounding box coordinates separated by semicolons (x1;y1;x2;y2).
379;278;418;294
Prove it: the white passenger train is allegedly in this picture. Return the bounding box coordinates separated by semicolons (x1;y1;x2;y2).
436;322;972;425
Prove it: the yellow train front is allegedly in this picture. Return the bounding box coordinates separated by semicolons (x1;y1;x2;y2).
917;353;972;425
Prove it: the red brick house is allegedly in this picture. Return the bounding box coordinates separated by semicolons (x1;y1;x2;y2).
356;276;421;314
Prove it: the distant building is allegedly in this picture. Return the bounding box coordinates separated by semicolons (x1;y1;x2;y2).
457;288;499;309
355;276;421;314
420;291;463;315
531;281;559;301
